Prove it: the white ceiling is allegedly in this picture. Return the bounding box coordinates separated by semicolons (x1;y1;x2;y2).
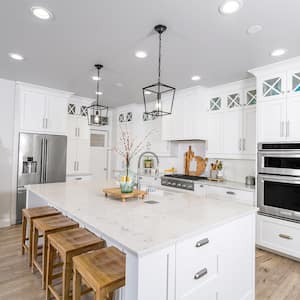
1;0;299;107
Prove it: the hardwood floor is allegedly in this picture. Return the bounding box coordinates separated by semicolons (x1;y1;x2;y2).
1;226;300;300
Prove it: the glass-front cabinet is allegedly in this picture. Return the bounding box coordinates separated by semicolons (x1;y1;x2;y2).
261;74;286;100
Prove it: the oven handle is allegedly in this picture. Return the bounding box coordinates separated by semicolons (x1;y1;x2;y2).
259;152;300;157
259;174;300;184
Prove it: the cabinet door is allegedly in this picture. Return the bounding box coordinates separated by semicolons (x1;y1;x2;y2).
77;139;90;174
257;98;286;142
161;96;177;140
243;107;256;155
46;95;67;134
77;117;90;140
286;95;300;141
287;70;300;96
66;139;78;175
207;112;223;154
67;116;78;139
223;109;243;154
20;91;46;132
260;73;286;101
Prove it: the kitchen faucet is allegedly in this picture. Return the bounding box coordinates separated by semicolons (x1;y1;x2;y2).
137;151;160;190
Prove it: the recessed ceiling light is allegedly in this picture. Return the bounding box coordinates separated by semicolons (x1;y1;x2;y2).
8;53;24;61
144;91;152;95
92;76;101;81
116;82;124;87
271;48;288;57
191;75;201;81
96;91;103;95
135;51;148;58
247;25;263;35
31;6;53;20
219;0;243;15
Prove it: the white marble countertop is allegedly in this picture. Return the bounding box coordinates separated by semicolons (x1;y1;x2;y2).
196;179;256;192
26;180;256;256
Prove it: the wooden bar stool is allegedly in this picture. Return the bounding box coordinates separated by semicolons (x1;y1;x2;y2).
72;247;126;300
32;214;79;288
46;228;105;300
21;206;60;266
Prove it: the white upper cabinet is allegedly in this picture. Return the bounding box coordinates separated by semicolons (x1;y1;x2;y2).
206;79;256;159
161;87;208;141
223;109;243;154
257;98;286;142
17;83;72;135
207;112;223;154
250;58;300;142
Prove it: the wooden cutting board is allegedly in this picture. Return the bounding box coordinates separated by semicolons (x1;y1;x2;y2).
184;146;208;176
103;188;147;202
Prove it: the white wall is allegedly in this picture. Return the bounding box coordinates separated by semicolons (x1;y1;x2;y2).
0;79;15;227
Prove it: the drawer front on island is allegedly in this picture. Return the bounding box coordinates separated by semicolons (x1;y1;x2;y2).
176;214;255;300
206;185;255;206
256;214;300;259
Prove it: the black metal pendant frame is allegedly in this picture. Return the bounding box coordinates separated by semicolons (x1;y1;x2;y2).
87;64;109;126
143;24;176;118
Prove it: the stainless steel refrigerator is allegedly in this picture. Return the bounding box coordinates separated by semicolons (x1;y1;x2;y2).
16;133;67;223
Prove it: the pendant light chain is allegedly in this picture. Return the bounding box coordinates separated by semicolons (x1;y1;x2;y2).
96;67;100;105
158;31;162;84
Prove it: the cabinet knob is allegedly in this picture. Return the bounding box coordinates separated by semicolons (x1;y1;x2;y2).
194;268;208;280
195;238;209;248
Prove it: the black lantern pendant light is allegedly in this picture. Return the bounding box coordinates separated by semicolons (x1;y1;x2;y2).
143;24;176;118
87;64;109;126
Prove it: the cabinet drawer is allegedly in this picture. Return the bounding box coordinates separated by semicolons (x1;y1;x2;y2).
176;252;218;299
178;276;218;300
257;215;300;258
206;185;254;206
176;231;219;298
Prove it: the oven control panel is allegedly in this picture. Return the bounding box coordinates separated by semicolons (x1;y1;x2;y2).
161;178;194;191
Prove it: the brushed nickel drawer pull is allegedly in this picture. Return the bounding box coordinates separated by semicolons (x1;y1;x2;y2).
226;191;235;195
194;268;208;280
279;234;293;240
195;238;209;248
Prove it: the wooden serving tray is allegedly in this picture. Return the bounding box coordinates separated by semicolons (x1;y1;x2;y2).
103;188;147;202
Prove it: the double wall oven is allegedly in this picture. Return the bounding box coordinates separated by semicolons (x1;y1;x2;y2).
258;143;300;222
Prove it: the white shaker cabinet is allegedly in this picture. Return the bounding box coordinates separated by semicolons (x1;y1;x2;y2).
207;112;223;154
243;107;256;155
250;58;300;142
18;83;72;134
223;109;243;155
257;98;286;142
20;90;46;132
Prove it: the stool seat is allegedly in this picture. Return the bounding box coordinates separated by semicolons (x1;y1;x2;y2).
23;206;59;219
32;214;79;289
21;206;60;266
73;247;125;300
34;215;78;232
46;228;105;300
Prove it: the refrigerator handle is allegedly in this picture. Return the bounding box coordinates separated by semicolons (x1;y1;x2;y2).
40;138;45;183
44;139;48;182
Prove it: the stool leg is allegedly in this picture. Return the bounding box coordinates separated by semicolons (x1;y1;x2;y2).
21;213;27;255
28;220;34;266
46;243;55;300
32;226;38;272
73;268;82;300
62;259;72;300
42;235;48;289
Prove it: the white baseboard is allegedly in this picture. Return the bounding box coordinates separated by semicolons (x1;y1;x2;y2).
0;218;11;228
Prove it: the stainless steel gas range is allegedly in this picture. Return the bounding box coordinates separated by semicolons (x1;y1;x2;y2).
257;143;300;222
161;174;208;191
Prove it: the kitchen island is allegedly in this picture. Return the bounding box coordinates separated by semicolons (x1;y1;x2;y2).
26;180;256;300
